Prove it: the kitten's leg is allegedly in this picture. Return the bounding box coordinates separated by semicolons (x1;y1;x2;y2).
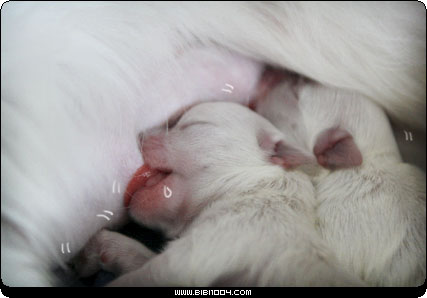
106;252;187;287
73;229;155;277
105;247;365;287
106;239;219;287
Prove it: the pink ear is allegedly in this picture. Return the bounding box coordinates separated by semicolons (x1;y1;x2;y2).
271;141;316;169
258;132;313;169
313;128;362;169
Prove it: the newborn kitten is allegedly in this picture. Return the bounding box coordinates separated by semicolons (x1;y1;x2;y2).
3;2;424;286
254;78;426;286
75;102;363;286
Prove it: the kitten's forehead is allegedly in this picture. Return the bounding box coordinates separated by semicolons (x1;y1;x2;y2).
181;102;285;146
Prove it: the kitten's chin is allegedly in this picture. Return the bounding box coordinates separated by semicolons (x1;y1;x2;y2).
130;211;186;240
128;171;189;234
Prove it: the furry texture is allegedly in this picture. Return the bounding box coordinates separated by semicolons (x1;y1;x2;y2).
255;80;426;286
1;3;262;286
1;2;425;285
77;102;364;286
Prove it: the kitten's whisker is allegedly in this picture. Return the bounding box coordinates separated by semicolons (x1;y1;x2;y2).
138;132;145;153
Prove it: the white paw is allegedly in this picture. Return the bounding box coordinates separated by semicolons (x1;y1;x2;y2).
72;229;110;277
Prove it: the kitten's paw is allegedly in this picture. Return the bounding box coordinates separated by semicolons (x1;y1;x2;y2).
72;229;156;277
71;229;110;277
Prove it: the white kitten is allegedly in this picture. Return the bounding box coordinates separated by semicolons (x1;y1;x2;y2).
2;2;424;285
255;79;426;286
76;102;363;286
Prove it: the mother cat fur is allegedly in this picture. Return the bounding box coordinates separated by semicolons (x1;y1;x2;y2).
2;2;425;285
254;78;426;286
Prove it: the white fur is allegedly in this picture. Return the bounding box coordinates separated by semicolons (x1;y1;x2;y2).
256;81;426;286
79;102;363;286
1;2;425;285
1;3;262;286
73;229;156;278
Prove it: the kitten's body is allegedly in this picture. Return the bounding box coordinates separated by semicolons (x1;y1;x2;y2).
2;2;425;285
255;81;426;286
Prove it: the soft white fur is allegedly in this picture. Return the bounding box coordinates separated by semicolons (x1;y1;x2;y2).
77;102;364;286
255;81;426;286
1;2;425;286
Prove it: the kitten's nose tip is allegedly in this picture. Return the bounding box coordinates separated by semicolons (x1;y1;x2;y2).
138;129;165;154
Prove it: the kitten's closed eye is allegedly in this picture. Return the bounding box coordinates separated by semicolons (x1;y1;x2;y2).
165;103;201;130
166;112;184;129
179;121;215;131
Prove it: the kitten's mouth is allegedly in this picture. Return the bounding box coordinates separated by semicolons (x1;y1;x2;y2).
124;164;172;207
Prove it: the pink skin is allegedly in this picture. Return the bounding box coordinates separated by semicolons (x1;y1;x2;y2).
314;128;362;170
270;141;314;169
140;135;169;171
249;67;303;111
127;134;190;231
249;67;287;110
129;173;187;220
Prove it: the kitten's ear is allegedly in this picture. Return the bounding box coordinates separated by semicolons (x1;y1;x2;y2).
313;127;362;169
258;131;314;169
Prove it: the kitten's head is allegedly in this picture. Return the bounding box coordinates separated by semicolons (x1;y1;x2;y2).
254;80;392;170
129;102;313;237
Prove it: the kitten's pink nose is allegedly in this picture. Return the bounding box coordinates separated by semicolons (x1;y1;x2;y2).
140;134;171;175
142;135;165;158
